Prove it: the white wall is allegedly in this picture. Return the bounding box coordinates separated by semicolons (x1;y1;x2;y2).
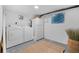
5;10;31;27
0;6;2;42
43;7;79;44
65;8;79;29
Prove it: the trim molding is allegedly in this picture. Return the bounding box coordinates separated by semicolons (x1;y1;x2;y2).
40;5;79;17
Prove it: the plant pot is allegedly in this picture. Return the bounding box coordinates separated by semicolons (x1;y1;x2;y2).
68;39;79;53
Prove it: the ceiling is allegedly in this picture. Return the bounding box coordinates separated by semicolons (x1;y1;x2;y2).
4;5;73;17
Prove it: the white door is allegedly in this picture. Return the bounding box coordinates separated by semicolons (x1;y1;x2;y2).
32;17;44;41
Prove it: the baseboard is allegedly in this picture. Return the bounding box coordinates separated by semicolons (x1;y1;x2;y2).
44;38;67;47
7;39;33;49
37;37;44;41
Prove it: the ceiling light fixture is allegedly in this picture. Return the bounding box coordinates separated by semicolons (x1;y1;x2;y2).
34;6;39;9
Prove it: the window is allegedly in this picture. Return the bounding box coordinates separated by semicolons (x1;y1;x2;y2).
51;13;64;24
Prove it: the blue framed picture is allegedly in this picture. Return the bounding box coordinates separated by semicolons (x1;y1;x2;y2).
51;13;64;24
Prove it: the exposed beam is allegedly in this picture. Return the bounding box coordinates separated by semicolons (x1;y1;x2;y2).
40;5;79;17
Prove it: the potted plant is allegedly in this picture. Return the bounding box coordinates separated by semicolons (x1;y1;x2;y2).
66;29;79;53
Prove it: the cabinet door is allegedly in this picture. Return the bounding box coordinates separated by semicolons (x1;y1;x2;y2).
24;27;33;42
7;28;23;48
27;27;33;41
